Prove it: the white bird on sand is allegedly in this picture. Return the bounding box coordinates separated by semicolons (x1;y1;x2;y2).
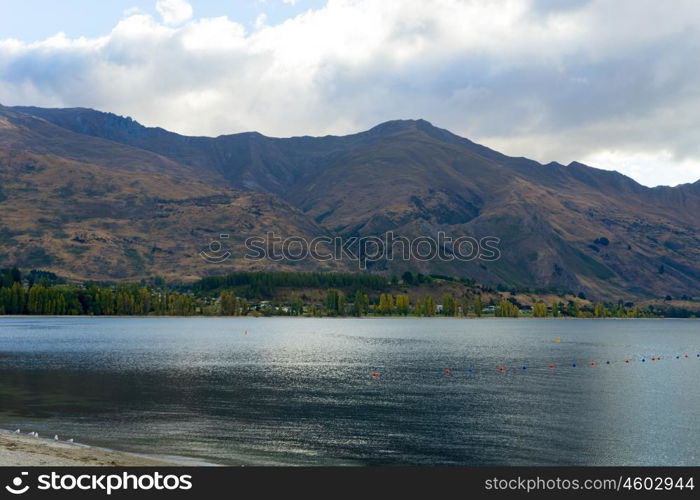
54;435;59;441
67;438;74;443
14;429;20;434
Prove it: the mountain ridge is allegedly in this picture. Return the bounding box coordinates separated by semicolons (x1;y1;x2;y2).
1;104;699;299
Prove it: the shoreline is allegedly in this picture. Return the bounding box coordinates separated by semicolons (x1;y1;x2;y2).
0;315;694;320
0;429;211;467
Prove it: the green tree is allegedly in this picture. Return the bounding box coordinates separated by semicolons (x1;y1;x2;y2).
423;295;436;317
594;303;608;318
442;294;457;316
551;300;560;317
352;290;369;317
533;302;547;317
377;293;395;315
325;289;344;316
395;294;410;315
220;291;240;315
473;295;483;317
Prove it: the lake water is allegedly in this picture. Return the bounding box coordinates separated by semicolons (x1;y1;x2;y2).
0;317;698;466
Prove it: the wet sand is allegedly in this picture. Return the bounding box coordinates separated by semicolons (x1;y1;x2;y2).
0;430;182;466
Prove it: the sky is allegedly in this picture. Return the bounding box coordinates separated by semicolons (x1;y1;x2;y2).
1;0;699;187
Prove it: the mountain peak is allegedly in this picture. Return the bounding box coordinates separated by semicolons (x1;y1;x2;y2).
366;119;435;136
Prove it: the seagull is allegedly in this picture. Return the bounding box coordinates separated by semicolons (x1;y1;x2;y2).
54;435;59;441
14;429;20;434
67;438;74;443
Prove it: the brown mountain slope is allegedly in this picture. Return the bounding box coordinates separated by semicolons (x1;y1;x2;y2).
0;108;340;281
3;105;700;299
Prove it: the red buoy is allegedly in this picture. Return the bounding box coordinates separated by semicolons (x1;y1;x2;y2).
624;359;630;363
372;371;378;377
590;361;596;366
498;366;505;372
444;369;450;375
549;364;555;369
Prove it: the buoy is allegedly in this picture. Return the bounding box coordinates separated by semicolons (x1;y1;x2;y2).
605;360;611;365
372;371;378;377
498;365;505;372
555;337;561;343
522;365;527;370
624;359;630;363
444;369;450;375
676;355;680;359
572;362;577;367
590;361;596;366
684;354;689;358
548;364;555;369
467;367;474;374
641;358;646;362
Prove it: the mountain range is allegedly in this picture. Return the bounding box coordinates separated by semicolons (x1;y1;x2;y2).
1;104;699;299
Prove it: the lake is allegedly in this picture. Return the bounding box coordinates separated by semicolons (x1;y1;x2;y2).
0;317;698;465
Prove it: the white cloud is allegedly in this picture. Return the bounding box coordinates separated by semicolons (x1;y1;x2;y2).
1;0;700;186
123;6;143;17
155;0;193;26
255;13;268;30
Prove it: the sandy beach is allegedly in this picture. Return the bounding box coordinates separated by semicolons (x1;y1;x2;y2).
0;430;182;466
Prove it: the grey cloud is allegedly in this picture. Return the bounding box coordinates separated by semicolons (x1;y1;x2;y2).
0;0;699;186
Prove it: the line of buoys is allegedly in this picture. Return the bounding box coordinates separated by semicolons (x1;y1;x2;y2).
369;350;698;378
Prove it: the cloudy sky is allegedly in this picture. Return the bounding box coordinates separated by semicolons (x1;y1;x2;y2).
1;0;699;187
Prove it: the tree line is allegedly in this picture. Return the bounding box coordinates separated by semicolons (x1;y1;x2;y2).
0;268;696;318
